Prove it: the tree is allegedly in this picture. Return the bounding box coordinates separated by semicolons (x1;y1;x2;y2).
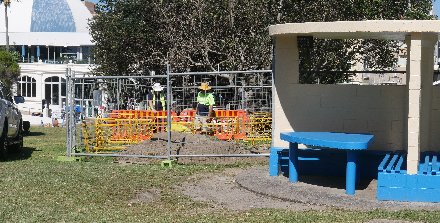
89;0;434;83
279;0;435;83
0;0;11;51
89;1;165;76
90;0;279;76
0;50;20;91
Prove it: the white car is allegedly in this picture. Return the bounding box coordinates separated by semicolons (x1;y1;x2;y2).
0;82;23;158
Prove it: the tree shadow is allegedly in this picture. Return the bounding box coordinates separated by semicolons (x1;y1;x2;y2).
1;147;39;162
23;132;45;137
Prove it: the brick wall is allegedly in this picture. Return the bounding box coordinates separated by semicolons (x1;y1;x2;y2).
275;84;440;151
430;87;440;150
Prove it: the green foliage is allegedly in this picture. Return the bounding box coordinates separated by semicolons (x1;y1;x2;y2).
90;0;278;75
90;0;434;83
90;0;165;75
280;0;435;83
0;49;20;91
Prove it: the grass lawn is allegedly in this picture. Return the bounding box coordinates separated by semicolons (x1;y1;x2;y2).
0;126;439;222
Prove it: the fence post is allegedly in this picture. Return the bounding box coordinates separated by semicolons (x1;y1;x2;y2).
59;67;80;161
65;68;71;157
166;64;171;160
66;68;77;157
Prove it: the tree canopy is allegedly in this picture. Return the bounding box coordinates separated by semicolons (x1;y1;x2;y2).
90;0;434;83
0;50;20;91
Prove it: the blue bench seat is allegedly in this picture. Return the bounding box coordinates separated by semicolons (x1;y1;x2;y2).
377;152;440;202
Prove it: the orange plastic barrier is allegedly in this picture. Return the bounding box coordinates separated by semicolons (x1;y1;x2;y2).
108;109;249;141
179;109;196;122
110;110;177;119
108;110;178;135
212;110;248;140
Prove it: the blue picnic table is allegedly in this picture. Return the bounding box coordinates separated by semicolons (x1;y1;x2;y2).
280;132;374;195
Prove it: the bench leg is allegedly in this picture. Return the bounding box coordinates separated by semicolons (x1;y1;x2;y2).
346;150;358;195
289;143;298;182
269;148;281;176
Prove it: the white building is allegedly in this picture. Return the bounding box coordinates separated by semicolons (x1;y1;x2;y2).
0;0;95;115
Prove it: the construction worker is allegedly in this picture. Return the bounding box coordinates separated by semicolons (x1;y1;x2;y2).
147;83;166;111
195;82;215;132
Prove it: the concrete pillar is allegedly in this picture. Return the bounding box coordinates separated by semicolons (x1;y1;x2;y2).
78;46;83;61
406;33;437;174
59;75;62;107
272;35;300;147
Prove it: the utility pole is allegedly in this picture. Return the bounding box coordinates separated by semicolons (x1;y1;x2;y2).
2;0;10;51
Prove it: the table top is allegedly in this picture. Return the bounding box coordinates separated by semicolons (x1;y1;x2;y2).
280;132;374;150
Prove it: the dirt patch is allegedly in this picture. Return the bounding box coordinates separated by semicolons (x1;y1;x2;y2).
128;189;160;206
117;131;268;165
179;167;440;212
118;133;440;212
178;168;323;211
366;220;423;223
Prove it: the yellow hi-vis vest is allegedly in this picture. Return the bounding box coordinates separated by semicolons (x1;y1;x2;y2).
197;92;215;106
149;92;166;111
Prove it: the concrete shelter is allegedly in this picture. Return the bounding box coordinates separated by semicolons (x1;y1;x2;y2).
269;20;440;175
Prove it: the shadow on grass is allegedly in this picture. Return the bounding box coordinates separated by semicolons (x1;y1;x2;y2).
23;131;45;137
1;147;39;162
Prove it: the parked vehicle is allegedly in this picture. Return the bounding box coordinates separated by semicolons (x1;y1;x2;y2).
0;82;23;158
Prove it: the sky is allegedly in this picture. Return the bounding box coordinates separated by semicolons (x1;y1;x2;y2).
435;1;440;17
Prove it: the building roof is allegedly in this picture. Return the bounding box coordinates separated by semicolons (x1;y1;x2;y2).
84;1;97;16
0;0;94;46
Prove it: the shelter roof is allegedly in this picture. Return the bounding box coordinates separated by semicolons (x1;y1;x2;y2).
269;20;440;40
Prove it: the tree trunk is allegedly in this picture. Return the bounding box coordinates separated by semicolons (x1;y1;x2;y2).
5;4;9;51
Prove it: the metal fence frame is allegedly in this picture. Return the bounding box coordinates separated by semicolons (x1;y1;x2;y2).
65;65;273;160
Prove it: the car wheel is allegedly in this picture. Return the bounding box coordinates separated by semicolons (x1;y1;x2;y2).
8;121;23;152
0;124;7;159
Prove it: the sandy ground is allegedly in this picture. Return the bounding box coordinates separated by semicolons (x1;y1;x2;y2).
119;132;438;221
178;168;322;211
178;167;440;212
118;131;268;165
236;167;440;211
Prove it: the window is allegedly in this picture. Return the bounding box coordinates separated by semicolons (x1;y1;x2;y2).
45;76;66;105
18;76;37;97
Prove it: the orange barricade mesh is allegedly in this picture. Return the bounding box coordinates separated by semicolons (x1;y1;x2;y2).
179;109;196;122
82;109;271;152
88;117;155;152
211;110;248;140
244;112;272;145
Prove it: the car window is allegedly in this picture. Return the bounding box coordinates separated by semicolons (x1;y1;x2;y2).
14;96;25;104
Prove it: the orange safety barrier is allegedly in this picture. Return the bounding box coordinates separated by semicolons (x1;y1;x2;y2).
213;118;235;140
109;119;154;142
110;110;177;119
234;111;248;140
214;110;239;118
152;110;171;132
179;109;196;122
83;110;271;152
211;110;248;140
108;109;249;141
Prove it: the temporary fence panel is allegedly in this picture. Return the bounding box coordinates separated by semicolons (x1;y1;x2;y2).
66;66;272;163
